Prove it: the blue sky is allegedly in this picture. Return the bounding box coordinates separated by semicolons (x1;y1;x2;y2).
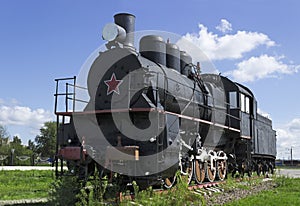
0;0;299;159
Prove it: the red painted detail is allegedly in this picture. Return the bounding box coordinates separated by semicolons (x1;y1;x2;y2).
104;73;123;95
58;147;85;160
55;108;158;116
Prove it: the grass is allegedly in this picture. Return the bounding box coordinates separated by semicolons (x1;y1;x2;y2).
2;169;300;206
224;176;300;206
276;165;300;169
0;170;54;200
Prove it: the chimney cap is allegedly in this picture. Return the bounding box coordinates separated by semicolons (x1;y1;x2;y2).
114;13;136;18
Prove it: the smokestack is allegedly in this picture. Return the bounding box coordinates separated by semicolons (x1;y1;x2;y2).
114;13;136;48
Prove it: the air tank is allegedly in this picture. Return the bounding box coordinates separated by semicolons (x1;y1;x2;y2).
139;35;166;66
166;42;180;72
180;51;193;76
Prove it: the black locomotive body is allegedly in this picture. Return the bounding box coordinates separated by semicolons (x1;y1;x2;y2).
54;13;276;188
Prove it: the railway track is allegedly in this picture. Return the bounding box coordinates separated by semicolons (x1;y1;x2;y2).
117;174;268;203
118;180;225;202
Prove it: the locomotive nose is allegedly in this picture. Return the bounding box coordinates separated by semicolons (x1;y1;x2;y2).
87;48;142;110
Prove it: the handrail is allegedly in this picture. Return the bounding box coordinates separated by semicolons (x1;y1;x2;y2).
54;76;89;113
54;76;76;81
67;83;87;90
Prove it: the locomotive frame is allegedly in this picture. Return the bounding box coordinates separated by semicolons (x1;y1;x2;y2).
53;13;276;189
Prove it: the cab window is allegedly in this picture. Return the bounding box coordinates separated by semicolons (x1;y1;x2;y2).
245;96;250;113
229;91;237;109
240;93;250;114
240;93;245;112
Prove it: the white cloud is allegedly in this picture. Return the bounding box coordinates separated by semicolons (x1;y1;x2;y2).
176;35;218;73
0;102;54;132
276;118;300;159
0;101;54;143
216;19;232;33
178;23;275;61
257;108;271;119
226;54;299;82
177;20;300;83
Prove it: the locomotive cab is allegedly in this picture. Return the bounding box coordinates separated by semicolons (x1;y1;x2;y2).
213;76;255;175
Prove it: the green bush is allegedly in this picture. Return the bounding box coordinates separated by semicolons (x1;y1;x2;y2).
48;171;109;206
48;175;82;205
121;172;205;206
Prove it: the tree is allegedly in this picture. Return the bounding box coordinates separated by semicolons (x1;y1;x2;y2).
0;125;10;165
0;125;9;146
10;136;25;155
35;121;57;158
0;125;10;156
27;139;36;151
12;135;22;145
0;125;35;165
0;124;8;137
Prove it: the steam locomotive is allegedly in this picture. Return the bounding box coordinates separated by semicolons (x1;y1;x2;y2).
54;13;276;189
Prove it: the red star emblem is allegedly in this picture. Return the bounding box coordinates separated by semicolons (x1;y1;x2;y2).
104;73;123;95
